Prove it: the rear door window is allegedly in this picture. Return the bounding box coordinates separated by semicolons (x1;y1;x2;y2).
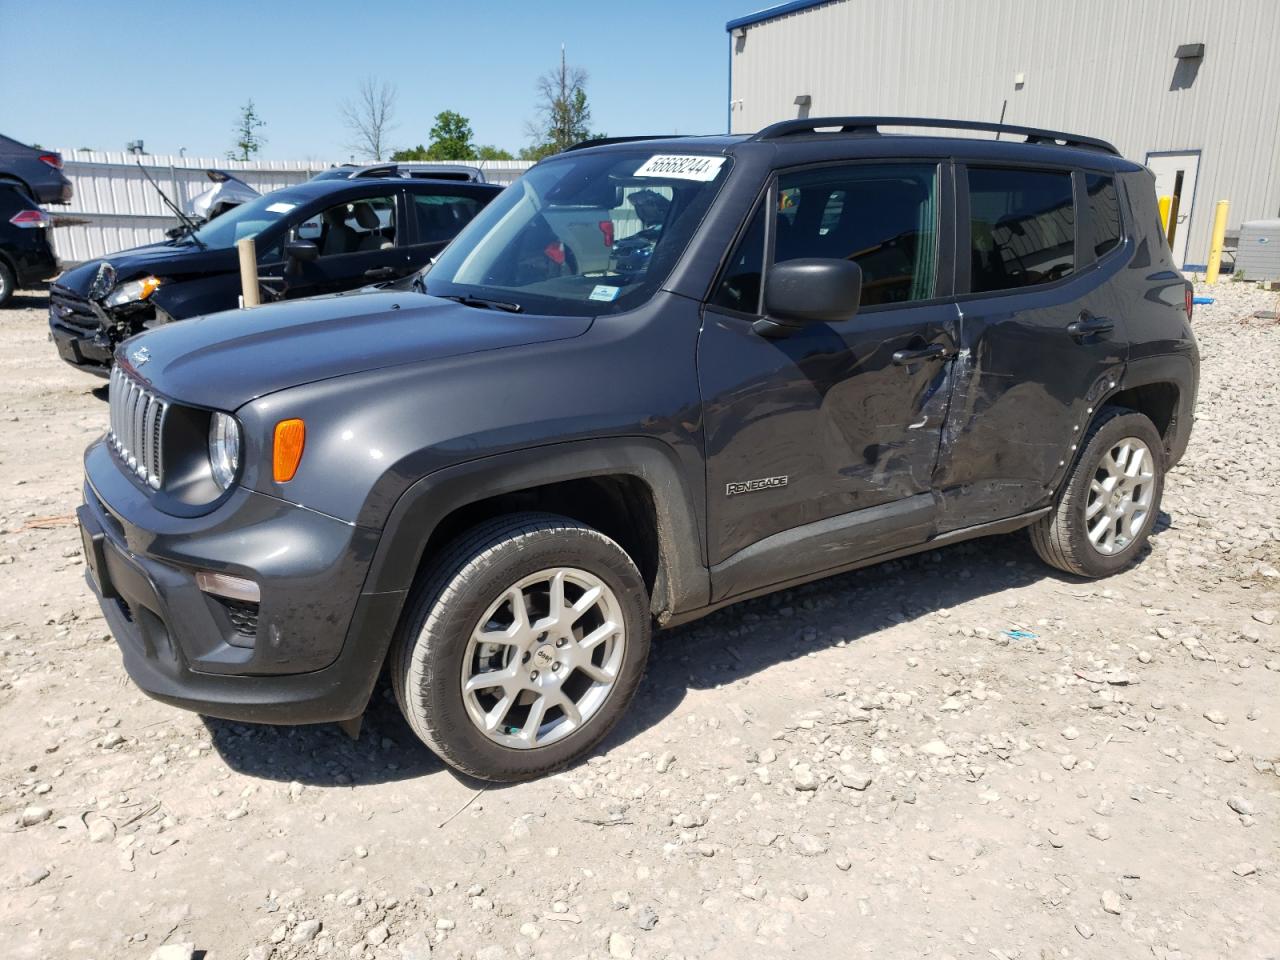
412;192;484;244
967;167;1075;292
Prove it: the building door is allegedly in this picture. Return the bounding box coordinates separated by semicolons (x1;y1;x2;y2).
1145;151;1200;268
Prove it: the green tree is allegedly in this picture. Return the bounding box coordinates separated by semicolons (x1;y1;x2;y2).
391;144;430;161
476;145;514;161
228;100;266;161
524;46;603;157
425;110;476;160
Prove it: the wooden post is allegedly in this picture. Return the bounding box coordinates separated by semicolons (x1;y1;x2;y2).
236;236;260;307
1205;200;1230;284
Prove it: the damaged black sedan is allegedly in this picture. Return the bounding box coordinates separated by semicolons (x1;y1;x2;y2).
49;175;501;375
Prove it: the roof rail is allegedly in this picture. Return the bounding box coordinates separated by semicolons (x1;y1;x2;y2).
564;135;679;153
351;163;399;179
749;116;1119;155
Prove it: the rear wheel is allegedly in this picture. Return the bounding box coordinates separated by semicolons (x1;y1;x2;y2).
1030;408;1165;578
0;260;14;308
392;512;651;782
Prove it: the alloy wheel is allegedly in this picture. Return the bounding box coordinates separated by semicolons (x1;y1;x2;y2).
1084;436;1155;555
460;567;626;749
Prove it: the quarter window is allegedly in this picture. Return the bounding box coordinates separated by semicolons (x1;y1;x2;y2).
1085;173;1123;257
774;163;939;307
967;168;1075;292
711;204;766;313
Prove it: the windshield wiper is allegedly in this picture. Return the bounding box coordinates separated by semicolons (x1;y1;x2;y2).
440;294;523;313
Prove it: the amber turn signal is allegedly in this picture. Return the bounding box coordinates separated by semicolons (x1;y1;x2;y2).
272;418;305;482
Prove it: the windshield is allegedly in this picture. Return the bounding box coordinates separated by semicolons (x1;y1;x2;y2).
423;149;732;315
186;191;305;249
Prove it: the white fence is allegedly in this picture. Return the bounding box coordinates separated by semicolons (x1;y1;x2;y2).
49;150;533;263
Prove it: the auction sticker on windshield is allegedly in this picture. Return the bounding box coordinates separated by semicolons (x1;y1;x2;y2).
634;155;726;182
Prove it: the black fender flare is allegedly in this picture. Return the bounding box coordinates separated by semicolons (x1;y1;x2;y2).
1111;350;1198;465
358;436;711;622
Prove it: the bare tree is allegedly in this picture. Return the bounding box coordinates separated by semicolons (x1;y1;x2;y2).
523;46;598;159
341;77;398;161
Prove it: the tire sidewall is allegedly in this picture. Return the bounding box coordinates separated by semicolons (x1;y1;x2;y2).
1065;411;1165;577
0;262;13;308
403;523;650;781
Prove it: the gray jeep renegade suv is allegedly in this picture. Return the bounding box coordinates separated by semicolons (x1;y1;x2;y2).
79;118;1198;781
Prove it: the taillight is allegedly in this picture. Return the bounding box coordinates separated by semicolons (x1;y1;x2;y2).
598;220;615;247
38;153;62;170
1185;287;1193;322
9;208;50;228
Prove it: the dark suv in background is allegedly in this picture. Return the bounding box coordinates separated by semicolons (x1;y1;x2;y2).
78;117;1197;782
0;134;73;205
0;184;60;306
49;175;501;374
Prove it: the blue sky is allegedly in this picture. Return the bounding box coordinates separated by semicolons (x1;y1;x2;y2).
0;0;755;160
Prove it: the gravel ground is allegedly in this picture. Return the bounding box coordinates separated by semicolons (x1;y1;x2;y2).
1;281;1277;960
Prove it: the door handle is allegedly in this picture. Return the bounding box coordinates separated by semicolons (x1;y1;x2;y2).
892;343;954;366
363;266;398;280
1067;314;1115;339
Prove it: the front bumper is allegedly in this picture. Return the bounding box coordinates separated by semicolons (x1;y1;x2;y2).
50;319;113;375
81;439;405;724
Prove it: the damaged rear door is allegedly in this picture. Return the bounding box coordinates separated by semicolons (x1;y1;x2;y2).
934;163;1128;531
699;159;959;601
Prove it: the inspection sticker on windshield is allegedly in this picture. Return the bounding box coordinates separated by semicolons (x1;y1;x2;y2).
589;285;621;302
634;155;726;181
265;202;296;214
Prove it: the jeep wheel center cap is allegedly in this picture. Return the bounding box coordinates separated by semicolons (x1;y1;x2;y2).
533;645;557;670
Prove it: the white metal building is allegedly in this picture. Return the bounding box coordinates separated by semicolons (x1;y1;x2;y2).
726;0;1280;269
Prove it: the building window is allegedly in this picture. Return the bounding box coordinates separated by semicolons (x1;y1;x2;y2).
968;167;1075;292
1085;173;1123;257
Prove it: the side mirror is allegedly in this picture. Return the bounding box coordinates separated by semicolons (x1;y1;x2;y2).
285;239;319;263
757;258;862;337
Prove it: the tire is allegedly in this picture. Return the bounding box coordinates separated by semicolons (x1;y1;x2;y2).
392;512;652;782
0;260;14;308
1030;407;1165;578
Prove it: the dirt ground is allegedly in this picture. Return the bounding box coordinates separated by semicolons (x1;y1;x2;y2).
1;282;1277;960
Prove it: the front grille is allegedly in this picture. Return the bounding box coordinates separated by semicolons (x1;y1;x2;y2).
108;366;168;489
50;285;103;332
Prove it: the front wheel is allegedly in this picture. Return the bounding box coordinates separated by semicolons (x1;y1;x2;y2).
392;513;651;782
1030;408;1165;578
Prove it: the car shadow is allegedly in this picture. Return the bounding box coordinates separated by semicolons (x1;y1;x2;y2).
206;518;1170;791
8;287;49;310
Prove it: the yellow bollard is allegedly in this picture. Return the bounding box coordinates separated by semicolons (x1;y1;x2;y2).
1205;200;1230;284
1157;196;1172;245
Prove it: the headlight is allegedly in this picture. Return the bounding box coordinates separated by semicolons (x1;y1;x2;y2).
103;276;161;307
208;412;241;490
